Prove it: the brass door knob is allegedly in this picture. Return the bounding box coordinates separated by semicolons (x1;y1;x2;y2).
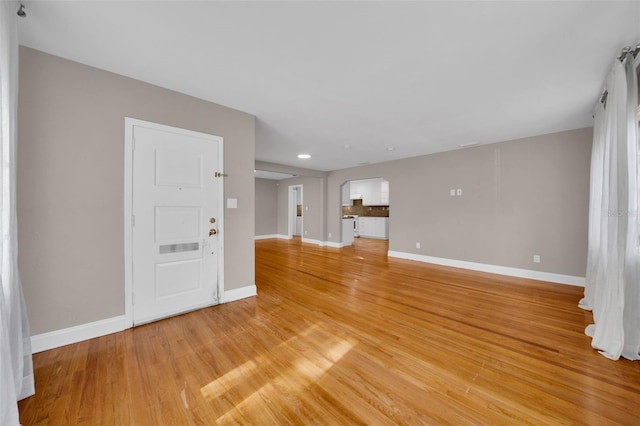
209;229;217;236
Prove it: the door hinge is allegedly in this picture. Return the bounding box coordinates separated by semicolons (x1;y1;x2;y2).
131;215;135;227
214;172;228;178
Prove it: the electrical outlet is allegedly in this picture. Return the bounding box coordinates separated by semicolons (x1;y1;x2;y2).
533;254;541;263
304;230;308;235
416;242;421;249
328;233;332;238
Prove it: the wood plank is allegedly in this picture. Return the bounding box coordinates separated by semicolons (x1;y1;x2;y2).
19;237;640;424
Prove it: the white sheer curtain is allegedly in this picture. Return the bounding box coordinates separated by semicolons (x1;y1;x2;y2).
1;1;35;424
580;49;640;361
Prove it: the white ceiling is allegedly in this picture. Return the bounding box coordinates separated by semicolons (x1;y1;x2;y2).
17;1;640;171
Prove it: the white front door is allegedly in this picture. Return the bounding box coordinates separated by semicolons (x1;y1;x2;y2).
128;119;223;325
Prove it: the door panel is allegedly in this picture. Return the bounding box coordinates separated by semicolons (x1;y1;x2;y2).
155;149;202;187
155;259;201;298
131;123;221;325
155;206;201;241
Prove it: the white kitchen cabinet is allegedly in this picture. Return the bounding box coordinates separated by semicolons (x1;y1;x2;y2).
349;178;389;206
350;180;364;201
350;180;364;200
358;217;388;239
341;218;355;246
380;180;389;205
361;180;380;205
370;217;389;239
341;182;352;206
358;217;368;237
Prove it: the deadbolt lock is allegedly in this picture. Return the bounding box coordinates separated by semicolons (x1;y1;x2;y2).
210;217;216;224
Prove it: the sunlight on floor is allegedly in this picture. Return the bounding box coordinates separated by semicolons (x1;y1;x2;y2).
200;358;260;401
200;322;357;422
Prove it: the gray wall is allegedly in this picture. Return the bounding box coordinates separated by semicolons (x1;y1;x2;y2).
326;128;592;277
254;161;328;241
18;47;256;335
276;176;327;241
255;178;278;236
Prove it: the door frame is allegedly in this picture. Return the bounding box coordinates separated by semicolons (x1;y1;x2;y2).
123;117;224;327
288;184;303;238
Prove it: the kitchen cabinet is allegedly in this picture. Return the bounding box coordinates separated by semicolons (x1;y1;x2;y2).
350;180;374;203
358;217;389;239
362;180;380;205
341;218;355;246
341;182;352;206
349;181;363;200
350;178;389;206
380;180;389;205
358;217;368;237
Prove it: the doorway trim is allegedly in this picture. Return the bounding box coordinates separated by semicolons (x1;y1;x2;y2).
123;117;224;327
288;184;303;239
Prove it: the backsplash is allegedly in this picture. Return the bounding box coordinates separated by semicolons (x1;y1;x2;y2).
342;199;389;217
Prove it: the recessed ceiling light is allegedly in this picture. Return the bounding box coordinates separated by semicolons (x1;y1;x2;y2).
386;146;395;151
297;154;311;159
344;144;351;149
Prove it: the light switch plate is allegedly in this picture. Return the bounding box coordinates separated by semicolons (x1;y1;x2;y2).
450;189;456;196
226;198;238;209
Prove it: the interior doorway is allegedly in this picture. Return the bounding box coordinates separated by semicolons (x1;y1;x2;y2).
340;178;390;248
288;185;303;239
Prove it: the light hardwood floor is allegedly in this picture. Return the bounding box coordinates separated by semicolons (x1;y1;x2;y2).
19;238;640;424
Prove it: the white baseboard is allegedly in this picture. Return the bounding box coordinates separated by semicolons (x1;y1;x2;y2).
387;251;585;287
302;237;322;245
302;238;345;247
323;241;345;248
30;284;258;353
31;315;129;354
256;235;345;248
255;234;290;240
222;285;257;303
255;234;280;240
